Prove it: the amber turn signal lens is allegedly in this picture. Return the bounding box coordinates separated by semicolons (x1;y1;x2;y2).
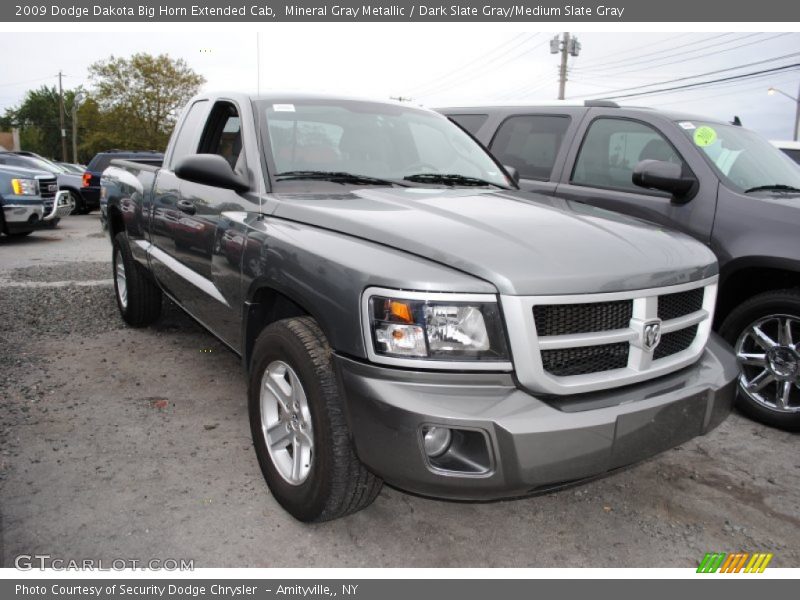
389;300;413;324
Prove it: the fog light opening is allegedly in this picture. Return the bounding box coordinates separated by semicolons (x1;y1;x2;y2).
422;426;452;458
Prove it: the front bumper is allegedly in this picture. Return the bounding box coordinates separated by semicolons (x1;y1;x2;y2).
335;333;738;500
3;191;72;232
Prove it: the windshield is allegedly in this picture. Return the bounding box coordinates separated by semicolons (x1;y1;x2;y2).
677;121;800;193
258;99;510;187
20;156;64;174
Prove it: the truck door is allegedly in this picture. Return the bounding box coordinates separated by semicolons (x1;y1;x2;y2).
554;112;717;243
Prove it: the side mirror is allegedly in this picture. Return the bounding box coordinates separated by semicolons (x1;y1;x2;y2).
503;165;520;186
632;160;696;201
174;154;248;192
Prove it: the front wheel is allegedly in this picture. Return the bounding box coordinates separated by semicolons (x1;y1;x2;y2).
112;231;162;327
720;289;800;431
248;317;382;522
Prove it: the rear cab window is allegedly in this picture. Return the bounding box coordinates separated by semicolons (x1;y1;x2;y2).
489;115;571;181
447;114;488;136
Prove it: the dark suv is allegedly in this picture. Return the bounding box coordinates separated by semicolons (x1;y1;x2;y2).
439;101;800;430
82;150;163;213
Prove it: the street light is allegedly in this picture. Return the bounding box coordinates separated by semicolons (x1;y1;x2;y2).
767;85;800;142
71;91;86;164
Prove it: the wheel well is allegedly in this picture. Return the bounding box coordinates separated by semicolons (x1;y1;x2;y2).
716;267;800;327
243;287;311;370
107;206;125;240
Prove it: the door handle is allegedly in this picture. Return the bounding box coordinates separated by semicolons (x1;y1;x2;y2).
176;199;196;215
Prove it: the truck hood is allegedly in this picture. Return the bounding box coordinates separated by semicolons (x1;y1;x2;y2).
269;187;717;295
0;164;52;178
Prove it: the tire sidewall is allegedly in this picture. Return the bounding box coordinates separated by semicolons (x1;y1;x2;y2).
720;292;800;430
248;325;335;521
112;233;132;321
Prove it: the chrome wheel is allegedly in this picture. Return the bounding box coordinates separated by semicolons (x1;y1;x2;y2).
735;314;800;413
114;249;128;309
259;360;314;485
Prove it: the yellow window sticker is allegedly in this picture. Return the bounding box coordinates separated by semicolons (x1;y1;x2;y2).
694;126;717;147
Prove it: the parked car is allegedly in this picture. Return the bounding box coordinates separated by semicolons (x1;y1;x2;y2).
103;92;738;522
85;150;163;216
0;164;72;236
438;101;800;430
56;161;87;174
0;151;87;215
771;140;800;165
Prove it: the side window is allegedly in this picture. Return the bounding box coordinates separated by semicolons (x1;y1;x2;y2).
169;100;209;169
448;114;488;136
199;102;244;170
489;115;571;181
572;118;682;192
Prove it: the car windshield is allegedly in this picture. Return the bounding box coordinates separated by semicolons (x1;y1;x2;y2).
677;121;800;193
258;99;510;188
19;156;64;174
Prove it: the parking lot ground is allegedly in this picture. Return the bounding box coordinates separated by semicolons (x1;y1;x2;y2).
1;214;798;568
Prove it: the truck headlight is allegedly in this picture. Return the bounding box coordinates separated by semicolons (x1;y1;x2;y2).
11;178;38;196
362;288;511;369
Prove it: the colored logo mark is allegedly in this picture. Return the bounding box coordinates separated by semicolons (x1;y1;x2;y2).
697;552;773;573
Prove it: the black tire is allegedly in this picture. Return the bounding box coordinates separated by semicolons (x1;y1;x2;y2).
248;317;382;522
112;231;162;327
719;289;800;431
68;191;85;215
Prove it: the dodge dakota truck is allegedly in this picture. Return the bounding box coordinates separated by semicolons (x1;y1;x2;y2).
438;101;800;430
103;93;738;522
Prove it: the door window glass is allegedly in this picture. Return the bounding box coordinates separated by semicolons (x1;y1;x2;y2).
489;115;571;181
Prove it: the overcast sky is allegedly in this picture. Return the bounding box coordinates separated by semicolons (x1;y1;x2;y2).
1;29;798;139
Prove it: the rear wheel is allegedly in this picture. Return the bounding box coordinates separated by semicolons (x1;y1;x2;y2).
68;191;84;215
112;231;162;326
248;317;382;522
720;289;800;431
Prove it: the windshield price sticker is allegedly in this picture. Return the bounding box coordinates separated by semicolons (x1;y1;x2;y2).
679;122;696;130
272;104;296;112
694;126;718;147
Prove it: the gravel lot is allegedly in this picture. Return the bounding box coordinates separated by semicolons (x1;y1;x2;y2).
1;215;798;568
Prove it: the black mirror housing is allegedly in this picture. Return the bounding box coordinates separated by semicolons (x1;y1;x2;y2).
503;165;520;186
174;154;249;192
632;160;697;200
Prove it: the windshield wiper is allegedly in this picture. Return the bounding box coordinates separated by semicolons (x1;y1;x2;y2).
275;170;408;187
744;184;800;194
403;173;511;189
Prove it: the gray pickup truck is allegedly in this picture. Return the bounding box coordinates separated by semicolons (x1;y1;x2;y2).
0;164;72;236
439;102;800;430
103;93;738;522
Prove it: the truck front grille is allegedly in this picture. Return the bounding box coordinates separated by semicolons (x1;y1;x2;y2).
37;176;58;199
501;277;718;394
533;300;632;336
658;288;704;321
541;342;629;376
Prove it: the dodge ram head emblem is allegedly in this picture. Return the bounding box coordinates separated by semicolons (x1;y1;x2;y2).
642;320;662;352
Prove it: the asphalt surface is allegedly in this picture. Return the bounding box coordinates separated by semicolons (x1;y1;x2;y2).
1;214;798;568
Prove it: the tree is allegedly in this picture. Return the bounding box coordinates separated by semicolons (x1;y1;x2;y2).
88;53;205;152
1;85;83;160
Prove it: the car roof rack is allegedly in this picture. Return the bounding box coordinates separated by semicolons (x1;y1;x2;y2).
584;100;620;108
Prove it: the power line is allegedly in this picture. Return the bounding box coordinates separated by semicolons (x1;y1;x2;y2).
648;71;800;107
415;37;549;99
572;33;789;77
406;33;536;95
572;51;800;99
575;32;733;69
597;63;800;101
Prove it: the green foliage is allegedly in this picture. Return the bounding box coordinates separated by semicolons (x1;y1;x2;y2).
87;53;205;153
2;53;205;163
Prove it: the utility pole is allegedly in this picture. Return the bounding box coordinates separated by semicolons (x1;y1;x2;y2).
551;33;581;100
58;71;67;161
71;92;85;164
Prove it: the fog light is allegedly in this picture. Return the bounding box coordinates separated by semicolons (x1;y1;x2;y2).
422;426;452;458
